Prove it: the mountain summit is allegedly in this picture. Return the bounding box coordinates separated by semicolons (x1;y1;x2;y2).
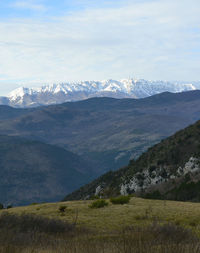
1;79;200;107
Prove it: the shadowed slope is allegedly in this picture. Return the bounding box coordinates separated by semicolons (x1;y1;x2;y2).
0;135;94;205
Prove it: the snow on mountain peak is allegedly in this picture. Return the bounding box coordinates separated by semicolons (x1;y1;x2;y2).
8;87;32;100
4;79;200;108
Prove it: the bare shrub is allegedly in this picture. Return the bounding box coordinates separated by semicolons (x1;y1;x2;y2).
0;212;75;235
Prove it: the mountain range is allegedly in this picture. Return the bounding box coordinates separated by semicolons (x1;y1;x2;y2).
1;79;200;108
64;118;200;202
0;90;200;174
0;90;200;204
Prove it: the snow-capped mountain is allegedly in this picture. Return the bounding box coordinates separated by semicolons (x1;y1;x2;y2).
1;79;200;108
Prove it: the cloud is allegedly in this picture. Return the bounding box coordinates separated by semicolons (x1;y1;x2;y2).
11;0;47;11
0;0;200;94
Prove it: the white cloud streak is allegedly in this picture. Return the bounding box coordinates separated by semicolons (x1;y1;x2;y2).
11;0;47;11
0;0;200;94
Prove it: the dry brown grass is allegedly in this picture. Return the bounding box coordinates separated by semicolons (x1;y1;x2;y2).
0;217;199;253
1;197;200;252
4;197;200;233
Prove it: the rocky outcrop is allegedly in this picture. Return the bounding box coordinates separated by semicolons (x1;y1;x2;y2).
119;157;200;195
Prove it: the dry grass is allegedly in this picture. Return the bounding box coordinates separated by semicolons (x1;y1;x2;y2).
4;197;200;233
0;218;199;253
0;198;200;253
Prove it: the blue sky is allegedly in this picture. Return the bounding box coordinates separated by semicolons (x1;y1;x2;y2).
0;0;200;95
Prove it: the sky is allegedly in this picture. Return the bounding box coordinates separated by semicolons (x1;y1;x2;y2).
0;0;200;95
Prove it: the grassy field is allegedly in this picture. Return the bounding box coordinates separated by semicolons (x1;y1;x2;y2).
4;197;200;232
1;197;200;252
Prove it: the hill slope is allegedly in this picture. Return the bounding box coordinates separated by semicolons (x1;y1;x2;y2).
6;197;200;232
3;197;200;253
0;91;200;173
0;105;33;120
0;135;94;206
64;119;200;202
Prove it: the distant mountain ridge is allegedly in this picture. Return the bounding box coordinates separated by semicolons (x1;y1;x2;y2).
0;91;200;204
0;90;200;175
1;79;200;107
